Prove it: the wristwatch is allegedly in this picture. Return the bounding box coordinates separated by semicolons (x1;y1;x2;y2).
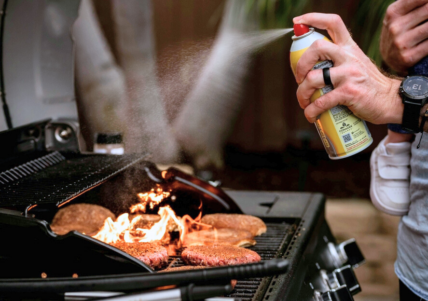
399;75;428;132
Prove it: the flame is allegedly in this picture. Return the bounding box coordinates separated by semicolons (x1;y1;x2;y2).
93;188;211;249
131;188;170;213
93;214;130;244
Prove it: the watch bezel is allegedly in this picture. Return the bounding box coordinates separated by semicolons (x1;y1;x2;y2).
400;75;428;101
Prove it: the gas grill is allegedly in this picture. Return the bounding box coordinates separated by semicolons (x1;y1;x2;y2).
0;1;366;300
0;120;366;301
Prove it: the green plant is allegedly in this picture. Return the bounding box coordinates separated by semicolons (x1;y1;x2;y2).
256;0;394;66
256;0;311;29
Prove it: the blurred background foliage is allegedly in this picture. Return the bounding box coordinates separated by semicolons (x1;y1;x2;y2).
256;0;394;66
353;0;394;66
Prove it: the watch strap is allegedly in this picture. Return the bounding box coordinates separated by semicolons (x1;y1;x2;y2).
387;123;414;134
402;97;421;132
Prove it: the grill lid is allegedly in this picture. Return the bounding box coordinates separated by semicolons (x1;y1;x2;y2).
0;153;148;209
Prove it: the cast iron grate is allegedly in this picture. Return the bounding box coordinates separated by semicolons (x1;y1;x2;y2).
0;151;66;185
0;153;148;208
166;222;293;301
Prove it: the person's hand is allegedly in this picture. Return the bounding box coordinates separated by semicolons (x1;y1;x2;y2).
293;13;403;125
380;0;428;74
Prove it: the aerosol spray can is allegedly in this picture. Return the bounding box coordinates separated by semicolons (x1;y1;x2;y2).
290;24;373;159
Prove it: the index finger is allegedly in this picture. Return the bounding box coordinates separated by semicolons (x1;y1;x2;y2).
388;0;428;17
293;13;352;45
295;39;346;84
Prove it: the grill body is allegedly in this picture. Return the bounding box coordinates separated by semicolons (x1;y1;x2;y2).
0;121;362;301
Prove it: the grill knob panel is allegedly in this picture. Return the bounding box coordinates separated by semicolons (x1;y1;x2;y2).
331;265;361;295
339;239;365;268
321;285;354;301
328;238;365;268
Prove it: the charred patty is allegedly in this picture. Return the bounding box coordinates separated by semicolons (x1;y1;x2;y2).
201;214;266;236
184;228;255;247
111;241;168;270
50;203;115;235
181;245;261;267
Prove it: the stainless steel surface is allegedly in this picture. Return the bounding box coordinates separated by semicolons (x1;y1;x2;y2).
1;0;80;131
91;289;181;301
45;119;83;152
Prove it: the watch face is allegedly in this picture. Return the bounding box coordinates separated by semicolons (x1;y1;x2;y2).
403;76;428;98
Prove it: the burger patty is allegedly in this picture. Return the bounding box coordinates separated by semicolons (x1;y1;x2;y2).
111;241;168;269
51;204;115;235
181;245;261;267
201;214;266;236
129;214;161;229
184;228;256;247
129;214;178;232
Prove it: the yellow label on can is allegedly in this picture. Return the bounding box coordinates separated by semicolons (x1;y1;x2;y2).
290;42;372;159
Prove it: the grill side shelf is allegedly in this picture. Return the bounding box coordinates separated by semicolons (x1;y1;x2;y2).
0;153;148;208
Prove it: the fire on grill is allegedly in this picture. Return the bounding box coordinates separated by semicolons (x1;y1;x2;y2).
50;185;266;271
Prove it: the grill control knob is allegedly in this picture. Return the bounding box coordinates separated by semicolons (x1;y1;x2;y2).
328;238;365;268
326;265;361;295
322;285;354;301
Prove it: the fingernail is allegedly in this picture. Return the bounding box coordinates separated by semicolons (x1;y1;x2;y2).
293;17;300;23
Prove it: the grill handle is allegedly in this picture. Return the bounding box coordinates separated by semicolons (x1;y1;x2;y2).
0;259;289;294
91;283;233;301
163;167;243;214
142;162;243;214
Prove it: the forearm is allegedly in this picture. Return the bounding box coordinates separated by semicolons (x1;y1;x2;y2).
384;79;405;124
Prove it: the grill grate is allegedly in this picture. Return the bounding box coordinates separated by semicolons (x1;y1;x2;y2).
166;222;292;301
0;153;148;207
0;151;66;185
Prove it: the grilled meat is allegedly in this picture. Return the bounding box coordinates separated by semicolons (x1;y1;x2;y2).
50;203;115;235
201;214;266;236
181;245;261;267
129;214;178;232
129;214;160;229
184;228;256;247
111;241;168;269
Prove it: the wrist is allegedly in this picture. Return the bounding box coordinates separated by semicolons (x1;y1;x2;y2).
385;78;404;124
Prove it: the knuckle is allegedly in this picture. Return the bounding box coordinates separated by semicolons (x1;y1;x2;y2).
306;70;318;84
385;6;394;20
304;109;315;122
393;37;405;50
343;84;358;97
312;39;325;49
389;23;399;36
400;51;413;65
424;3;428;14
296;89;304;104
314;97;327;110
346;65;359;78
417;24;428;36
330;14;343;26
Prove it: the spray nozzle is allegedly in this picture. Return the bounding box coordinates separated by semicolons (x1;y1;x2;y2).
293;24;310;36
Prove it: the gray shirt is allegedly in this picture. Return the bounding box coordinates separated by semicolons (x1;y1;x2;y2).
395;132;428;300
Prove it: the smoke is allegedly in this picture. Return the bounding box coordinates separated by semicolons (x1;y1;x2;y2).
75;0;293;169
172;0;293;169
